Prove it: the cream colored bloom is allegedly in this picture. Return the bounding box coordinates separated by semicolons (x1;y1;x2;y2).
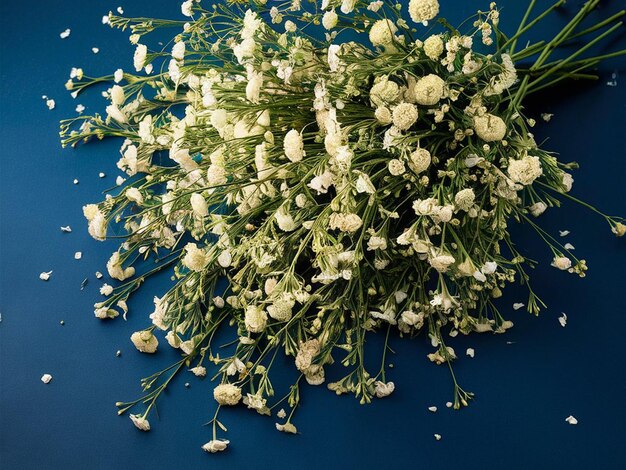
508;155;542;185
408;0;440;24
414;74;445;105
190;193;208;217
369;19;397;47
552;256;572;271
130;414;150;431
202;440;229;453
613;222;626;237
245;305;268;333
529;201;547;217
473;113;507;142
106;251;135;281
370;77;400;107
133;44;148;72
409;147;432;174
182;243;211;272
374;380;395;398
284;129;305;162
130;330;158;353
454;188;475;211
392;102;418;130
423;35;444;60
213;383;242;405
429;254;456;272
322;9;338;30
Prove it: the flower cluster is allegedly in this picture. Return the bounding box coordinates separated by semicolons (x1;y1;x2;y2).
61;0;625;453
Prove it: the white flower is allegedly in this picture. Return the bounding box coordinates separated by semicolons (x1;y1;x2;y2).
367;236;388;251
189;366;207;377
473;113;507;142
388;159;406;176
341;0;357;14
130;414;150;431
466;348;475;358
202;440;230;453
267;294;296;322
276;206;296;231
327;44;342;72
246;69;263;103
370;77;400;107
125;187;144;205
41;374;53;384
106;252;135;281
275;422;298;434
409;147;431;174
133;44;148;72
374;381;395;398
213;383;242;405
172;41;185;61
408;0;440;24
100;284;114;296
552;256;572;271
454;188;475;211
181;0;194;17
245;305;268;333
423;35;444;60
429;254;456;272
295;339;320;371
114;68;124;83
110;85;125;106
414;74;445;105
190;193;208;217
375;106;392;125
561;173;574;192
322;10;338;30
369;19;397;47
392;102;418;130
183;243;211;272
558;312;568;327
529;201;547;217
105;105;127;123
284;129;305;162
508;155;542;185
130;330;159;353
329;213;363;233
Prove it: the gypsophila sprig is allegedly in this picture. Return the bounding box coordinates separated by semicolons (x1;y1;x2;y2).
61;0;625;453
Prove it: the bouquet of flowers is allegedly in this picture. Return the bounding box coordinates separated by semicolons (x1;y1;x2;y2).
61;0;625;453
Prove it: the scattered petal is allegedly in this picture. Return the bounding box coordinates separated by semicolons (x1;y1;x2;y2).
434;434;442;441
40;271;53;281
466;347;475;358
74;252;82;260
102;15;110;25
60;29;71;39
116;175;126;185
564;243;575;250
45;99;56;110
41;374;53;384
559;230;570;237
277;408;286;419
73;179;79;185
428;406;438;413
92;47;100;54
117;7;124;14
99;172;106;178
558;313;567;328
60;226;72;233
541;113;553;122
95;271;103;279
565;415;578;425
76;104;85;114
116;350;122;357
445;402;453;408
513;302;525;310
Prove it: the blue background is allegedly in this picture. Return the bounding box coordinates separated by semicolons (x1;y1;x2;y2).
1;1;625;469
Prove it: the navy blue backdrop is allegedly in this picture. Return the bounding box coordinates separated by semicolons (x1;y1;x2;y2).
1;1;625;469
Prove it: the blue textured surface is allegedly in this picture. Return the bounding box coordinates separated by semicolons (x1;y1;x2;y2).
1;1;625;469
